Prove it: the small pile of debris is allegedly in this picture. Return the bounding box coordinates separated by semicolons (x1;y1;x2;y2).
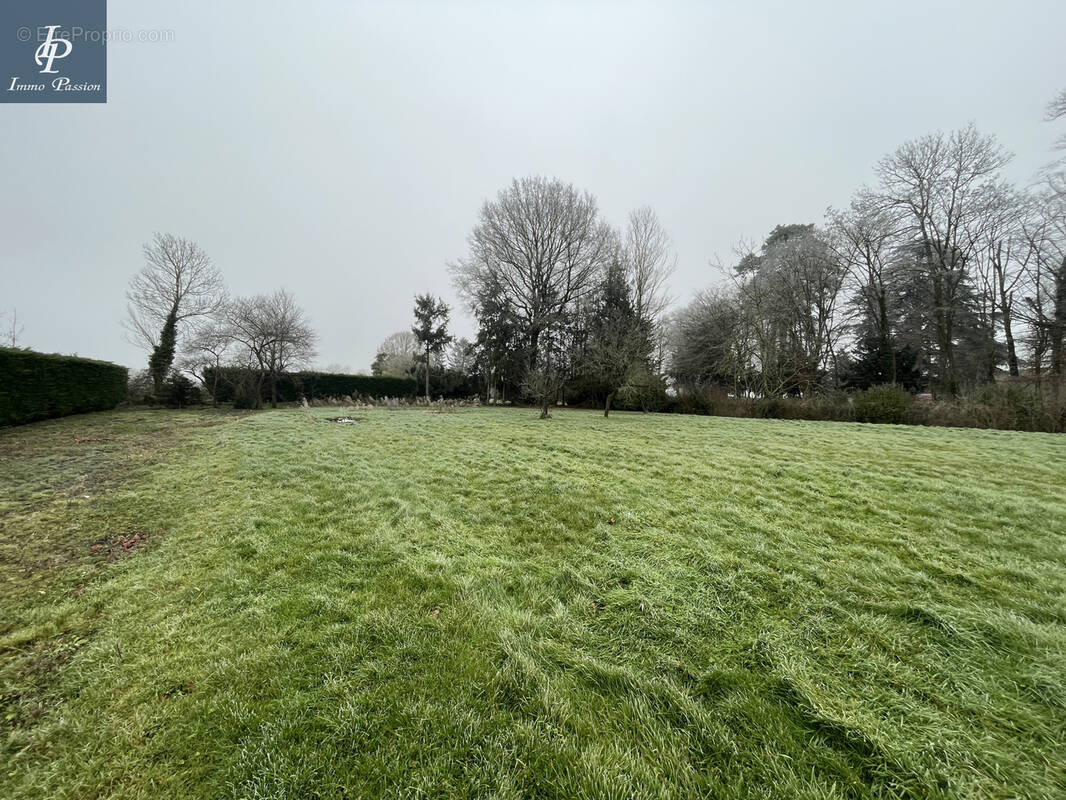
88;532;149;559
325;416;363;424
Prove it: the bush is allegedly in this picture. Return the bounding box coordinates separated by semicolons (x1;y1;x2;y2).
800;390;853;422
0;347;128;427
126;368;153;404
160;373;202;408
853;385;913;424
755;397;789;419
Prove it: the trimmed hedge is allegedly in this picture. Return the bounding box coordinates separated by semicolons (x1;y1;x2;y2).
203;368;418;403
0;348;128;427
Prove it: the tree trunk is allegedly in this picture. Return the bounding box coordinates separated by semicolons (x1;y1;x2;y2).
1051;256;1066;412
1051;255;1066;380
425;345;431;401
539;400;551;420
1003;317;1019;378
270;373;278;409
604;392;613;418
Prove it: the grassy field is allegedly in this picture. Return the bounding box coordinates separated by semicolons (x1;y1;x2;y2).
1;407;1064;799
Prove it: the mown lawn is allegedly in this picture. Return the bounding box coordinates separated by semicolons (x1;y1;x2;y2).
1;406;1064;799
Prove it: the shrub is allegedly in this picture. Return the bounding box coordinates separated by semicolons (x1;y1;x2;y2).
911;383;1061;433
127;368;153;404
971;383;1057;432
160;373;202;408
673;387;714;416
853;385;913;424
755;397;788;419
0;347;128;427
802;390;853;422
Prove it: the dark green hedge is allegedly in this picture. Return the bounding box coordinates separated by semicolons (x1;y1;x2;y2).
203;368;418;402
0;348;128;427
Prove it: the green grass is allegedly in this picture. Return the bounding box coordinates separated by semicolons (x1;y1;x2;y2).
1;406;1064;799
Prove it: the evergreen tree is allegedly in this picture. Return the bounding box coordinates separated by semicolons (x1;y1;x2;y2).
585;260;652;417
412;294;452;401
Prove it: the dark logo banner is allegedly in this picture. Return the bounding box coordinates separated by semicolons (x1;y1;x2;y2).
2;0;107;103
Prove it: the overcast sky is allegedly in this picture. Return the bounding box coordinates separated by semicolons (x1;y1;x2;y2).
2;0;1065;372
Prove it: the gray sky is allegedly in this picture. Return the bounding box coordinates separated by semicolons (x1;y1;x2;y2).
2;0;1064;372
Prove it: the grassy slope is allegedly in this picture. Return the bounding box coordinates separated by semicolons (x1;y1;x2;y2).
1;407;1064;799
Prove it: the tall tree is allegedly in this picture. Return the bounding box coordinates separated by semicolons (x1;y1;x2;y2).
873;125;1011;395
732;226;847;395
1021;184;1066;399
412;294;452;401
623;207;675;369
472;281;524;403
125;233;225;394
828;194;903;383
452;176;615;416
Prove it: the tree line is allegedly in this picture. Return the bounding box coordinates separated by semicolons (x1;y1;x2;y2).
128;89;1065;425
408;95;1066;422
674;121;1066;406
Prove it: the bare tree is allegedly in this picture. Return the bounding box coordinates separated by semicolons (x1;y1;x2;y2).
227;290;317;408
125;233;225;394
320;363;354;374
622;207;676;373
670;287;753;396
1;309;25;348
452;176;615;386
179;320;233;405
371;331;419;377
827;194;903;379
976;186;1033;378
873;125;1011;395
446;338;476;375
623;207;675;321
1020;184;1066;400
1047;88;1066;150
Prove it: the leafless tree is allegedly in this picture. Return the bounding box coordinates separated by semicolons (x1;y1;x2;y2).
1047;88;1066;149
371;330;419;377
179;320;234;405
670;287;754;396
623;207;675;322
124;233;225;393
827;194;903;373
622;207;676;373
446;338;476;374
320;363;354;374
728;230;847;396
452;176;615;378
227;290;317;408
378;330;418;357
1020;184;1066;402
873;125;1012;395
1;309;25;348
974;186;1034;378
